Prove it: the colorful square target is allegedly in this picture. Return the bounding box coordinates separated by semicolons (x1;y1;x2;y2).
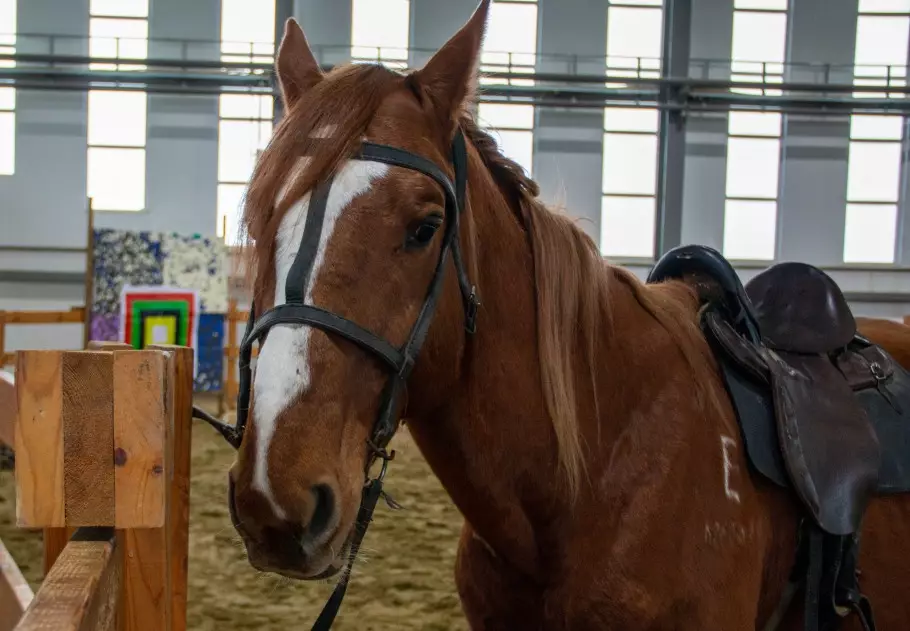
119;286;200;375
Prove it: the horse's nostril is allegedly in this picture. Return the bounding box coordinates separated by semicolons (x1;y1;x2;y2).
307;483;335;540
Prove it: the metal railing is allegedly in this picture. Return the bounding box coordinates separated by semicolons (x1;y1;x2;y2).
2;33;910;115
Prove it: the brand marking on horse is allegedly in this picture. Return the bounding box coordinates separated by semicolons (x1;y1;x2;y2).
720;435;741;504
252;158;390;518
704;519;758;547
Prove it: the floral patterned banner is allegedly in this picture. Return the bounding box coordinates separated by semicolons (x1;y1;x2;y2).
89;228;228;391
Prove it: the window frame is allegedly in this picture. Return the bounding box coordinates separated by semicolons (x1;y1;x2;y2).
721;3;788;262
350;0;410;68
217;0;277;243
0;0;16;175
599;1;664;259
842;7;910;264
86;1;150;211
476;1;539;176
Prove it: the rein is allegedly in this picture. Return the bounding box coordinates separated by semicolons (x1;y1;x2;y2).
195;128;479;630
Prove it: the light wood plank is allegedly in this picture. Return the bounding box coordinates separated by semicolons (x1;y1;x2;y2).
150;345;193;631
1;309;84;325
0;536;33;631
112;351;167;529
118;528;170;631
15;351;65;528
86;342;132;352
0;370;14;448
16;528;121;631
62;352;115;526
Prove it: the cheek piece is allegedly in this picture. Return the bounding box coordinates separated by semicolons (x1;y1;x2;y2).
192;128;478;630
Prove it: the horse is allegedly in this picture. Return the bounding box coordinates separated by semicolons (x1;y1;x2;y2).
210;2;910;629
857;317;910;370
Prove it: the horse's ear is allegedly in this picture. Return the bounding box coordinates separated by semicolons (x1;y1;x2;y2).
275;17;323;108
411;0;490;129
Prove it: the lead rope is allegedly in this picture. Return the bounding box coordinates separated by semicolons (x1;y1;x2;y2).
310;455;393;631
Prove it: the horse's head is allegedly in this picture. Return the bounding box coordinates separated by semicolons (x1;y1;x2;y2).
227;1;490;579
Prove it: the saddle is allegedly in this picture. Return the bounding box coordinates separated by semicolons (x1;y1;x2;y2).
648;244;910;631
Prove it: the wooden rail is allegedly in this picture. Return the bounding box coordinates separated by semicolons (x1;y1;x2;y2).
14;528;120;631
0;308;86;367
0;303;253;412
0;537;34;631
10;345;193;631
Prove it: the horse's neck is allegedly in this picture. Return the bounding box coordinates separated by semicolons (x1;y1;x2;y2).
408;211;722;575
405;169;563;579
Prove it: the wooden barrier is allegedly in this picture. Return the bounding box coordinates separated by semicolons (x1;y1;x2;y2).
0;303;249;413
14;528;120;631
11;345;193;631
0;536;33;631
0;308;86;368
0;370;14;448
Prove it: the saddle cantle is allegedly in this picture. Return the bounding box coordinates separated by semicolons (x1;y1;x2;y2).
649;244;910;630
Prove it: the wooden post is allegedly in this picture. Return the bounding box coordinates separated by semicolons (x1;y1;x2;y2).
0;311;6;368
224;299;238;411
15;346;192;631
0;370;13;449
150;345;193;631
83;198;95;348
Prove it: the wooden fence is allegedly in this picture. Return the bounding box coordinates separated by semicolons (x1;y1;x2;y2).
5;343;193;631
0;303;253;412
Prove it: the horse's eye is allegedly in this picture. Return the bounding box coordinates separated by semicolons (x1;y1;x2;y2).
405;215;443;249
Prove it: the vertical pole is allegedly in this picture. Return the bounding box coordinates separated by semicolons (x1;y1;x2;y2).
150;345;193;631
0;312;6;367
83;198;96;347
225;299;238;410
654;0;692;256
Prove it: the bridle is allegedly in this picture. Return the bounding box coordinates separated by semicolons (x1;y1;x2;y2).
194;127;479;630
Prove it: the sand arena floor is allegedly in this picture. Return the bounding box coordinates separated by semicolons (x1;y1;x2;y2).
0;398;469;631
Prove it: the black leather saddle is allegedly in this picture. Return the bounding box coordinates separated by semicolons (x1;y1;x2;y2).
648;244;910;631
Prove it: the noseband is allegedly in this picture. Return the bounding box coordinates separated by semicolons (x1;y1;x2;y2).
195;128;479;630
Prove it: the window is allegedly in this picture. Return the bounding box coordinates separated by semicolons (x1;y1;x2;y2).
221;0;275;65
722;3;788;261
0;0;16;175
87;0;149;210
600;1;663;259
351;0;410;68
477;1;538;176
218;0;276;244
843;7;910;263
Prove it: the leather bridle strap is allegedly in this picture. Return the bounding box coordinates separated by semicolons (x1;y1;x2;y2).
310;465;387;631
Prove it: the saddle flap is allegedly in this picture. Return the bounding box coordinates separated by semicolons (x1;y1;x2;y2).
761;349;881;535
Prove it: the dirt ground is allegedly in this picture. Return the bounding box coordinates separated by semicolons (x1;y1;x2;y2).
0;399;469;631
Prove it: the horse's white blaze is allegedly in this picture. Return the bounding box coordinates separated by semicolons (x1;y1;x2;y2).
252;159;390;518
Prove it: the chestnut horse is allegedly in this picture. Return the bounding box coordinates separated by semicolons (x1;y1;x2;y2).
857;317;910;370
219;2;910;629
